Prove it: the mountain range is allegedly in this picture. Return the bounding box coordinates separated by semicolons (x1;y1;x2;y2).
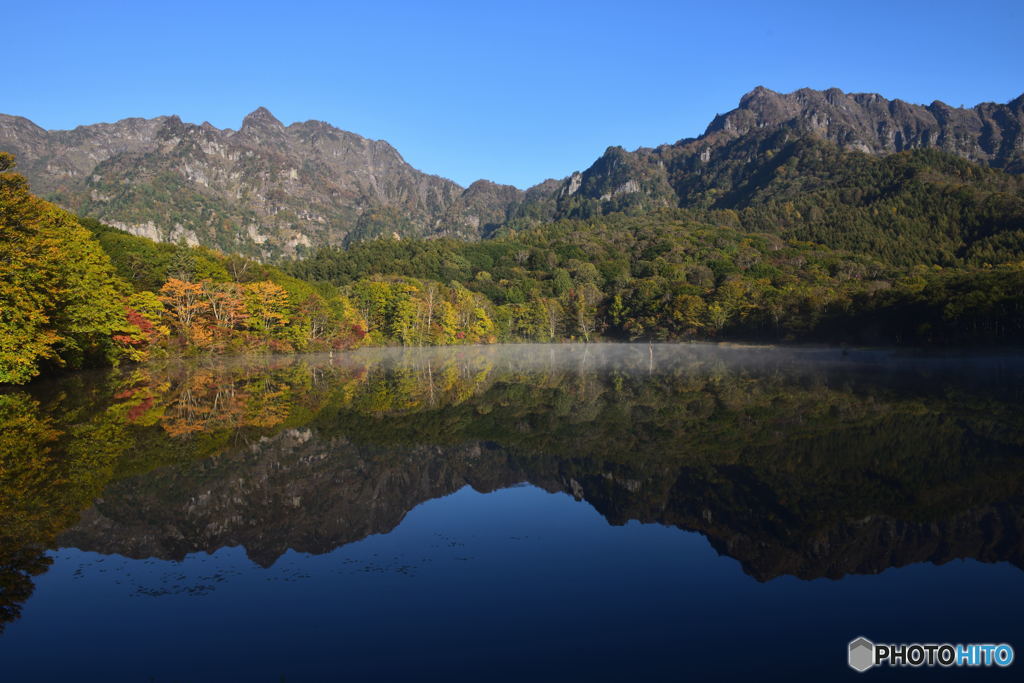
1;86;1022;258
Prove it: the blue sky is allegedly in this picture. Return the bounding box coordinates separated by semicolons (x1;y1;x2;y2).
6;0;1021;188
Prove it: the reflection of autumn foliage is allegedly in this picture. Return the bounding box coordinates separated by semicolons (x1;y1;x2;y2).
159;370;263;436
0;390;131;632
118;362;332;437
126;395;155;423
0;356;357;631
338;356;495;416
112;371;170;427
0;355;380;631
4;348;1024;635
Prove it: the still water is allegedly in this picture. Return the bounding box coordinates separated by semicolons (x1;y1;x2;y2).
1;343;1023;681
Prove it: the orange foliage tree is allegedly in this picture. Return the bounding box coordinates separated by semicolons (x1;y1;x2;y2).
158;278;211;346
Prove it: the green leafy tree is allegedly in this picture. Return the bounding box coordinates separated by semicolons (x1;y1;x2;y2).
0;154;131;383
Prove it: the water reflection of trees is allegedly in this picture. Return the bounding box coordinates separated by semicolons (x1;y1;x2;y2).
2;345;1024;631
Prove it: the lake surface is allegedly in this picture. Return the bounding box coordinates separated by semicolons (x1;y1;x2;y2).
1;343;1023;681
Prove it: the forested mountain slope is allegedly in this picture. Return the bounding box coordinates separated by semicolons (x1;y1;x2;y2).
525;88;1024;266
534;140;1024;266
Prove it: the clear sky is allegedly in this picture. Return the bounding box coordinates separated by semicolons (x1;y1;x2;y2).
6;0;1021;189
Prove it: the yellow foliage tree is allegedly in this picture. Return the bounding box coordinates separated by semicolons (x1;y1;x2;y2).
0;153;131;383
244;281;290;334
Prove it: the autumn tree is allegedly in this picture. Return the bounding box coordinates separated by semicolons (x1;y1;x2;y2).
201;281;247;335
243;281;290;335
438;300;459;344
158;279;210;346
0;153;132;383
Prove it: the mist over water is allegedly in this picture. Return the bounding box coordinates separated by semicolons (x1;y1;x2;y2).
2;343;1023;681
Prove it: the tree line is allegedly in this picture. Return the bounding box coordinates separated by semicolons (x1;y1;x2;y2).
290;212;1024;348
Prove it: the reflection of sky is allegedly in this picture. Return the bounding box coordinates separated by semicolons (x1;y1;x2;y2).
3;485;1021;682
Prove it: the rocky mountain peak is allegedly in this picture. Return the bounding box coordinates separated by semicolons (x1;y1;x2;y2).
0;106;549;256
737;85;776;107
540;86;1024;224
708;86;1024;164
241;106;284;130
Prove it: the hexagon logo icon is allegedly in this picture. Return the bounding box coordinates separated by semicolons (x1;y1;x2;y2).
849;637;875;673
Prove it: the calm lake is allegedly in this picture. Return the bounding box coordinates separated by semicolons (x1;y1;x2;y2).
1;343;1023;681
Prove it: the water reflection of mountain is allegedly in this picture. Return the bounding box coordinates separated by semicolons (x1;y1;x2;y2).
4;344;1024;629
58;428;1024;582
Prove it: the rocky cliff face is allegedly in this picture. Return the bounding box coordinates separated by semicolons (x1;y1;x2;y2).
544;86;1024;217
705;87;1024;164
0;108;529;257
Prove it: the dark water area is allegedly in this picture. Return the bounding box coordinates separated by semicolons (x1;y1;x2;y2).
1;343;1023;681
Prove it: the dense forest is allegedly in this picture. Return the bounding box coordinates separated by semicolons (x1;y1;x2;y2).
290;211;1024;347
528;139;1024;267
690;142;1024;267
2;146;1024;385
